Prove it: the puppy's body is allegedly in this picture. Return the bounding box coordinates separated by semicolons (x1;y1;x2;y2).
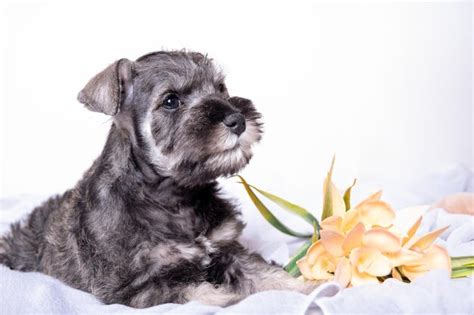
0;51;314;307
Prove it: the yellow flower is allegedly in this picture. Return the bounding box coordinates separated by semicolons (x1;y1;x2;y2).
399;217;451;281
297;191;451;287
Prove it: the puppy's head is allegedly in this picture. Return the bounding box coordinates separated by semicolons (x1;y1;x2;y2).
78;51;262;186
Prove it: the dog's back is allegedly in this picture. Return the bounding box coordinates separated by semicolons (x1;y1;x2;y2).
0;194;64;271
0;186;101;294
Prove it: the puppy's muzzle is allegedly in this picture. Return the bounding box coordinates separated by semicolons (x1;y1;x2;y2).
203;97;247;137
223;113;246;136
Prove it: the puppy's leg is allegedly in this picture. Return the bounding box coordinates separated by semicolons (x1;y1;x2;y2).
178;258;315;307
242;256;320;294
181;282;243;306
214;244;321;296
122;280;243;308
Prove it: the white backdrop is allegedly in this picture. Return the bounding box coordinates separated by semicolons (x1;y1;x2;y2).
0;1;472;215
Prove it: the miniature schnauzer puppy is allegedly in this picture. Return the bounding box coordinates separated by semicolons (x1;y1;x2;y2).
0;51;316;307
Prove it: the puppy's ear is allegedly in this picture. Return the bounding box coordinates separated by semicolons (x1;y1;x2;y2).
77;59;133;116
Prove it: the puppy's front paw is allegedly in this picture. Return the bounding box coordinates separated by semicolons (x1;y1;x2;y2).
183;282;242;306
297;278;325;294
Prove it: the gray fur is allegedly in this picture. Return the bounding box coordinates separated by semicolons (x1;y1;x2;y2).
0;50;318;307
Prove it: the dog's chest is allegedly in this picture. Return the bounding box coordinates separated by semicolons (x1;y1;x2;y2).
144;205;204;239
129;187;243;274
136;218;242;271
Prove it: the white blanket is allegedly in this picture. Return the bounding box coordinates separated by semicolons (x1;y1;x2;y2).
1;194;473;315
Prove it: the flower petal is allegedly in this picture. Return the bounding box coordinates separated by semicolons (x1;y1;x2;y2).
409;226;449;252
349;247;361;266
323;181;347;218
322;157;346;219
306;241;326;264
356;247;392;277
413;244;451;271
363;228;402;253
298;241;340;281
341;208;360;233
385;248;423;267
355;190;383;207
309;253;338;280
402;216;422;245
321;215;343;233
350;262;380;286
297;257;315;280
320;230;345;257
357;201;396;228
311;263;335;280
334;257;352;288
400;265;425;281
319;254;338;273
423;244;451;273
342;222;365;254
400;244;451;281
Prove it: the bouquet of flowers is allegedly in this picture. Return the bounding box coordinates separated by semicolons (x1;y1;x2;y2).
238;157;473;287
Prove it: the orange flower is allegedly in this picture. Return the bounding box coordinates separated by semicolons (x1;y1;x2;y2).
297;191;451;287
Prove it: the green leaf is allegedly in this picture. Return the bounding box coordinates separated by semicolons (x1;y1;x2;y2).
451;256;474;269
451;266;474;279
312;222;320;243
245;183;320;229
237;176;312;238
321;155;346;220
343;179;357;211
284;240;312;277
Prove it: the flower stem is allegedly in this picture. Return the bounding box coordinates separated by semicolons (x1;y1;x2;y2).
284;240;312;277
451;267;474;279
451;256;474;269
450;256;474;278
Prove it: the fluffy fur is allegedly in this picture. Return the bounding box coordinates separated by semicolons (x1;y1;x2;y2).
0;50;317;307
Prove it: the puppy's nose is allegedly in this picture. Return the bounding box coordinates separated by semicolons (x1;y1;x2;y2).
223;113;246;136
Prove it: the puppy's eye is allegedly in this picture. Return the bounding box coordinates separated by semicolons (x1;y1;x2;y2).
162;94;181;110
218;83;227;93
